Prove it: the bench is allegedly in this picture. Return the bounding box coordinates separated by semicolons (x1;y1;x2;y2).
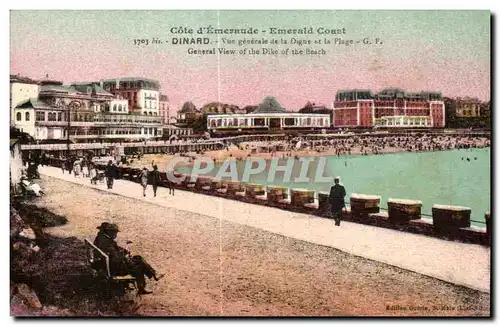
84;239;137;285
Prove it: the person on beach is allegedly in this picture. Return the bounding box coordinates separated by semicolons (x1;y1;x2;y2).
329;176;346;226
139;167;149;197
93;223;164;295
105;160;116;189
150;165;161;197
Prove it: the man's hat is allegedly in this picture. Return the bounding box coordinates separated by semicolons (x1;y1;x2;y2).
97;222;119;232
334;176;341;181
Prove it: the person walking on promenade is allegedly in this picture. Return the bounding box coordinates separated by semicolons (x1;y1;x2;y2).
73;159;82;178
82;159;89;178
89;163;98;185
139;167;149;197
166;170;175;196
329;176;346;226
105;160;116;190
93;223;164;295
150;165;161;197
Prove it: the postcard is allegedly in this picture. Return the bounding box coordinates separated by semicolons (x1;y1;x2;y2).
9;9;491;317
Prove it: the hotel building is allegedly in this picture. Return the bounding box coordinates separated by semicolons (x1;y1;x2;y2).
100;77;160;116
12;77;164;141
10;75;40;123
333;88;445;128
207;97;331;134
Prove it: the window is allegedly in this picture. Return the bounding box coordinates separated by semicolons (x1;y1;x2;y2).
113;104;117;112
25;112;30;121
118;104;122;112
58;112;62;121
16;112;21;121
36;111;45;121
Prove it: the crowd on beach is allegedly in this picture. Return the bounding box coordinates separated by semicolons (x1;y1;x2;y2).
237;134;490;158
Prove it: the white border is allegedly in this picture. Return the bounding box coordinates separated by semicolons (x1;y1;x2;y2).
3;2;497;325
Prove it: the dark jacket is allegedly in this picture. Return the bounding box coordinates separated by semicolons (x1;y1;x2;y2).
329;184;346;212
150;170;161;185
105;164;117;178
94;232;129;274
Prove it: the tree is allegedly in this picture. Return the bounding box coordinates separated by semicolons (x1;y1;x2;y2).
189;115;208;132
242;105;258;113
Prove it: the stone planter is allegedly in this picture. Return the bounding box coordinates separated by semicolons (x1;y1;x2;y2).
212;179;223;190
432;204;471;230
195;176;213;190
350;194;381;218
267;186;288;204
226;181;243;197
318;191;330;213
182;174;195;187
388;198;422;223
245;183;265;199
290;189;315;208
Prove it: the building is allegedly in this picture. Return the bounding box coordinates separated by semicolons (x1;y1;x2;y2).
12;78;163;141
455;97;482;117
333;88;445;128
159;94;169;124
177;102;203;126
99;78;160;116
163;125;193;139
207;97;331;134
10;75;40;123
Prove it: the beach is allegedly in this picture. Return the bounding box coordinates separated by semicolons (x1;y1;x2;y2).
125;134;490;172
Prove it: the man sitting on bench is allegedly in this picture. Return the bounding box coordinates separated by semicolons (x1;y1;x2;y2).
93;222;164;295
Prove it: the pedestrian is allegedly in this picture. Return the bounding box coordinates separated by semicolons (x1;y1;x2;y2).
73;159;81;178
82;159;89;178
89;163;98;185
139;167;148;197
150;165;161;197
329;176;346;226
105;160;116;189
167;170;175;196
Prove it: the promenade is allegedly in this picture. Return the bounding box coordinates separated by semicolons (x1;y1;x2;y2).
38;165;490;294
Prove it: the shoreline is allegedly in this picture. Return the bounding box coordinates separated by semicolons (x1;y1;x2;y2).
125;144;491;171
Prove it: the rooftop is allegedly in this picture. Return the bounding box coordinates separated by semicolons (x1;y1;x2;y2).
10;74;39;85
15;98;52;110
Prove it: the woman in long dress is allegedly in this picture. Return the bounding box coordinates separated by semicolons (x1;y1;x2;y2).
139;167;148;197
89;164;97;184
82;160;89;178
73;160;81;177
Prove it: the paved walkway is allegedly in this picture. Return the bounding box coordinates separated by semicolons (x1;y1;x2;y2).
38;166;490;293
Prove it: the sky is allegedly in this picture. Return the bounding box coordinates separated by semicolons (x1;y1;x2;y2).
10;10;490;113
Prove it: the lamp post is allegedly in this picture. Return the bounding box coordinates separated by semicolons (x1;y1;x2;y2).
66;101;80;158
